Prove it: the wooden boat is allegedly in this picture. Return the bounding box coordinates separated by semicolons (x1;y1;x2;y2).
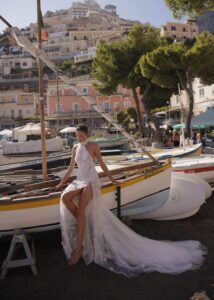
128;172;210;221
127;143;202;161
172;156;214;183
0;151;72;173
0;161;171;235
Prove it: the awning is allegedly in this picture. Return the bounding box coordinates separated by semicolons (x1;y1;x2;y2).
191;109;214;128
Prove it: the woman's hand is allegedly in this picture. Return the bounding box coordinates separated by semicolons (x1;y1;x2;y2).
53;183;65;192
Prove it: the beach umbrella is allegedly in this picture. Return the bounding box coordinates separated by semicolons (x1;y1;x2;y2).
0;129;13;136
60;127;77;134
173;124;185;130
13;123;47;136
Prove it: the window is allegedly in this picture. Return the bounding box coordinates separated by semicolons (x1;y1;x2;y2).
72;103;79;112
113;102;120;111
124;99;131;108
18;109;22;117
22;62;27;67
199;88;204;98
25;109;31;115
81;87;88;95
171;26;176;31
183;27;187;32
56;104;63;113
103;101;110;112
11;109;15;118
89;104;95;111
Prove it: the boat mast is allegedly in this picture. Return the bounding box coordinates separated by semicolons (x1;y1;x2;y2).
3;16;159;164
178;83;185;150
37;0;48;180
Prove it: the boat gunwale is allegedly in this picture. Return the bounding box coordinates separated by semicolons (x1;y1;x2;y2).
0;162;171;210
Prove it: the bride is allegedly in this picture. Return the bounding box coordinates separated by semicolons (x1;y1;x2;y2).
56;124;206;277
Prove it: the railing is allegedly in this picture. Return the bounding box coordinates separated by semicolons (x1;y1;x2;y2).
50;110;114;116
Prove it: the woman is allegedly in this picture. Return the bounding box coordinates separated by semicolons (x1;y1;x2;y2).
56;124;206;277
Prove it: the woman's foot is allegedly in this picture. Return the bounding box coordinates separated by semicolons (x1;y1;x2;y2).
68;247;83;266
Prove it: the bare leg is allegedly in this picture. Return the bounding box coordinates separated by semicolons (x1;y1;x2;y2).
68;184;93;266
62;189;83;218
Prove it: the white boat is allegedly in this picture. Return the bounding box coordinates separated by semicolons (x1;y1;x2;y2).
2;137;63;155
172;156;214;183
129;173;211;221
0;162;210;234
0;162;171;234
127;143;202;161
2;123;64;155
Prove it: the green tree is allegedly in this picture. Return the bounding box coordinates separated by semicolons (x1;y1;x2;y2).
165;0;214;18
116;111;127;125
92;24;173;142
140;32;214;138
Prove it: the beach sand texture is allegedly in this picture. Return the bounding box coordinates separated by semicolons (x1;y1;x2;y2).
0;192;214;300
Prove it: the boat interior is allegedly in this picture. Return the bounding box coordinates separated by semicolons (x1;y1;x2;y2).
0;161;168;204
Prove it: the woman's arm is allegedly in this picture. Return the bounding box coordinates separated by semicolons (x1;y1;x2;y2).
55;145;77;190
94;144;119;185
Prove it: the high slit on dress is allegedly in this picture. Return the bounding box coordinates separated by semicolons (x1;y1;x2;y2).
60;142;207;277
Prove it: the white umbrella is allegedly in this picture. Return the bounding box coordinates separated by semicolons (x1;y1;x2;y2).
60;127;77;134
13;123;47;136
0;129;13;136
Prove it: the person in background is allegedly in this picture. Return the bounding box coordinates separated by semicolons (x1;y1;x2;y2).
173;130;180;147
196;130;202;144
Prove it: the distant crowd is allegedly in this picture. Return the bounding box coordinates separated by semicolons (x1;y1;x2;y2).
163;127;204;148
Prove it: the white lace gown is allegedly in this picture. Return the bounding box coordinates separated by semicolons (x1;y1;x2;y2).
60;142;207;277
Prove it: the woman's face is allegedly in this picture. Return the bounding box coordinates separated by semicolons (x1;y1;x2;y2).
76;130;88;142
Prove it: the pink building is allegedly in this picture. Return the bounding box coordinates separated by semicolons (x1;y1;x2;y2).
47;80;144;128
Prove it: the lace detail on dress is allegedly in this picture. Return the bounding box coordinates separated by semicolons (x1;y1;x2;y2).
60;143;207;277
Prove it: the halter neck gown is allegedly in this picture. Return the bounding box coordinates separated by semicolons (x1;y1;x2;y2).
60;142;206;277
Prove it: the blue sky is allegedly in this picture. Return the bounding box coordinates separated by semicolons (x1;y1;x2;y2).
0;0;180;33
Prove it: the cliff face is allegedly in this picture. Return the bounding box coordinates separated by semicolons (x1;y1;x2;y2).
196;11;214;35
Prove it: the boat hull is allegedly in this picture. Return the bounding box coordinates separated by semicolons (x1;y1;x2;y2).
128;144;202;161
0;163;171;233
130;173;208;220
172;157;214;183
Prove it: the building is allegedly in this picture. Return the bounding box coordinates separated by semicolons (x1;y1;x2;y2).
43;29;125;61
168;78;214;126
69;0;101;19
0;54;37;75
46;79;144;128
0;91;38;119
160;19;199;40
74;46;96;63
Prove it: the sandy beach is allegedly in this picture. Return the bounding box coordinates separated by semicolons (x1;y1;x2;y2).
0;192;214;300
